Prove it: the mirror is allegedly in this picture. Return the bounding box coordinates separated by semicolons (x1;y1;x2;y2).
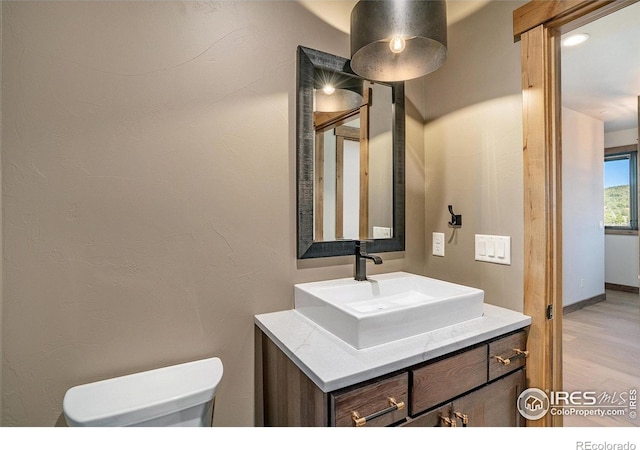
297;46;405;259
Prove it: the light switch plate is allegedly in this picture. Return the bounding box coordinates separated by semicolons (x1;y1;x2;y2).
475;235;511;265
433;232;445;257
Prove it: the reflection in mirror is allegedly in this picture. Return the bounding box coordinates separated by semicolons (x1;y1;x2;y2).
314;83;393;242
297;46;405;259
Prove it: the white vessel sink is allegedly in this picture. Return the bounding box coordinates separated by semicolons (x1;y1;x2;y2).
294;272;484;349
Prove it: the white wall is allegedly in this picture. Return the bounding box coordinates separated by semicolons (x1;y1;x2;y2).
606;234;639;287
562;108;605;306
421;1;526;312
605;128;638;148
604;127;639;288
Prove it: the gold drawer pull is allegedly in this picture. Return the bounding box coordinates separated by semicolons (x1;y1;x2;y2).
494;348;529;366
351;397;405;427
439;414;457;427
454;411;469;427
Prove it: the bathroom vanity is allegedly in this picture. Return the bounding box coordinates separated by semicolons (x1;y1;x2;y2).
286;46;531;427
254;273;531;427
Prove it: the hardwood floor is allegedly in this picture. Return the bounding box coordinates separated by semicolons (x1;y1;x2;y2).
563;290;640;426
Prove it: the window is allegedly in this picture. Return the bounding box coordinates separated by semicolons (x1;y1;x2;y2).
604;146;638;231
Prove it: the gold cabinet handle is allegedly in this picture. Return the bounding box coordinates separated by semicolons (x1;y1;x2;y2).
351;397;405;427
494;348;529;365
439;414;456;427
440;412;469;427
454;411;469;427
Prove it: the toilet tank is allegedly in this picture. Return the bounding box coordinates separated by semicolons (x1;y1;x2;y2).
63;357;223;427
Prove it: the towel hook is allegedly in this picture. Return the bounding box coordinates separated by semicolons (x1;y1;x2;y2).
448;205;462;228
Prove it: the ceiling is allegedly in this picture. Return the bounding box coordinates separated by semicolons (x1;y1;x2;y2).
561;1;640;133
298;0;489;35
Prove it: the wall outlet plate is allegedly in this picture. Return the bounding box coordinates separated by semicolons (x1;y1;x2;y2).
373;226;392;238
433;232;445;257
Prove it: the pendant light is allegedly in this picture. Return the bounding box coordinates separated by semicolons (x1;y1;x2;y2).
350;0;448;82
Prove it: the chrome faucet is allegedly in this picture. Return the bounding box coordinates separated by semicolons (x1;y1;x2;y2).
354;240;383;281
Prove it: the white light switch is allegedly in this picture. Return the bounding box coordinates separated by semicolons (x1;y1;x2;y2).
475;235;511;265
433;232;445;257
478;240;486;256
487;240;495;257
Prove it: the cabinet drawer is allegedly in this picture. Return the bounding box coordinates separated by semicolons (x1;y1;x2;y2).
410;345;487;415
489;330;528;380
331;373;408;427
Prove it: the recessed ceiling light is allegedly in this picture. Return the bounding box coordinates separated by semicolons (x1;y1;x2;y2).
562;33;590;47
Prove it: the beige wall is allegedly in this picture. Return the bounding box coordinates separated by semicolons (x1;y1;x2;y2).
1;0;529;426
420;1;526;312
0;0;3;422
0;0;531;427
0;1;425;426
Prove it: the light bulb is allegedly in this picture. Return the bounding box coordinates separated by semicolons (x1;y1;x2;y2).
389;36;406;54
322;84;335;95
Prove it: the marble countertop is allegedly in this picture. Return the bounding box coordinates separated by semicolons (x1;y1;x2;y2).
255;304;531;393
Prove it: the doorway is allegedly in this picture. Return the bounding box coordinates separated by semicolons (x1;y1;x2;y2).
560;4;640;426
561;2;640;305
514;0;639;427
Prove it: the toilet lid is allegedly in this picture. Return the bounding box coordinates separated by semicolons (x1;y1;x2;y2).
63;356;223;426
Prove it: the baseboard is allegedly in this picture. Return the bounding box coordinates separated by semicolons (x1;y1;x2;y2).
563;293;607;315
604;282;639;294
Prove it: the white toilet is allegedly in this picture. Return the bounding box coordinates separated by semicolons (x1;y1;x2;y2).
63;356;223;427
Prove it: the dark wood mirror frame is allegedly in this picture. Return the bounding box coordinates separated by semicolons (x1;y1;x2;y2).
296;46;406;259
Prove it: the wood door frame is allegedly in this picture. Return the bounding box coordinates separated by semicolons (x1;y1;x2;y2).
335;125;362;239
314;131;325;241
514;0;638;427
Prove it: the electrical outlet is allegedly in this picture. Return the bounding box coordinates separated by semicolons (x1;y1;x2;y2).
433;232;445;257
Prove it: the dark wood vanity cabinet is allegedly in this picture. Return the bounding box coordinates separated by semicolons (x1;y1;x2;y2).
256;328;528;427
